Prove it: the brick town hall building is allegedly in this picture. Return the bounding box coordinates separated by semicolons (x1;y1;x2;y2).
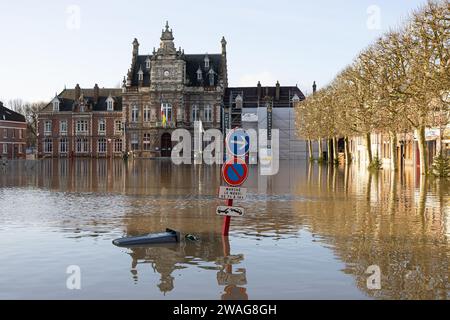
38;22;306;159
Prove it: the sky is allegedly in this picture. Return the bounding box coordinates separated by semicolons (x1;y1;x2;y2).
0;0;429;103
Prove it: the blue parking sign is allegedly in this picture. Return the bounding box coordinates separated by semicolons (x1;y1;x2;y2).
226;129;250;157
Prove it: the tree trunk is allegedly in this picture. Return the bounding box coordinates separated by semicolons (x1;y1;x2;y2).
308;139;314;162
344;136;352;164
333;136;339;164
365;132;373;165
417;126;428;176
327;139;333;164
389;131;398;172
318;139;323;162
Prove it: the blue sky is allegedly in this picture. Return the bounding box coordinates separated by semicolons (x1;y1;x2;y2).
0;0;428;103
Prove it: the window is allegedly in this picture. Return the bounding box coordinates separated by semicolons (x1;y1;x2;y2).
44;121;52;133
19;129;23;139
161;103;172;122
144;106;150;122
191;105;199;122
60;138;68;153
143;133;151;151
60;121;68;134
114;139;123;153
12;129;15;139
235;95;243;109
146;57;151;69
76;138;89;153
138;69;144;81
76;120;88;133
204;55;209;69
131;133;139;151
132;105;139;123
18;144;22;154
107;99;114;111
204;105;212;122
44;138;52;153
292;94;300;103
98;119;106;134
197;68;202;81
208;68;215;86
3;129;6;138
80;105;85;112
98;138;107;153
2;144;7;154
115;120;122;133
53;100;59;112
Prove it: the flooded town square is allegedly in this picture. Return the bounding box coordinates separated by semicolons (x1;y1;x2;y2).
0;159;448;300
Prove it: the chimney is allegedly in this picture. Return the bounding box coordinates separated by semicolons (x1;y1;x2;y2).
275;81;280;100
313;81;317;94
75;84;81;100
257;81;262;99
93;84;99;103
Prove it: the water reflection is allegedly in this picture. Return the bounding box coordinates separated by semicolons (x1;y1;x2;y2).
0;159;448;299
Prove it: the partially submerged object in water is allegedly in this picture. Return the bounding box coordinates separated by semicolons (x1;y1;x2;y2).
113;229;181;247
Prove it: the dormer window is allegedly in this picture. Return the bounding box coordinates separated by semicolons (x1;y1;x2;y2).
53;101;60;112
204;55;210;69
145;56;151;69
208;68;215;86
292;94;300;103
106;96;114;111
197;67;202;81
138;68;144;82
235;95;243;109
52;96;60;112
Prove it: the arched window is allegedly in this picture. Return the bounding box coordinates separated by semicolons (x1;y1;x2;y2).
235;95;243;109
208;68;215;86
191;105;199;122
197;68;202;81
204;105;212;122
131;105;139;123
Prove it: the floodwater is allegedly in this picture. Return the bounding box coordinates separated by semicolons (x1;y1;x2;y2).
0;159;448;300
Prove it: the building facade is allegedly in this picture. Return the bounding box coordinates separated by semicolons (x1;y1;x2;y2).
122;22;225;157
37;86;123;158
0;101;27;159
38;22;308;160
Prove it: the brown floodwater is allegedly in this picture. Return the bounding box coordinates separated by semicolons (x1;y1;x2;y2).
0;159;448;300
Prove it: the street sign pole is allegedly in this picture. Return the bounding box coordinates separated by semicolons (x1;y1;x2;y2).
222;199;233;237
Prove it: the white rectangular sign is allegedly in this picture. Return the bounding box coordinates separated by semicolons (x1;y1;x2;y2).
218;187;247;200
216;206;245;217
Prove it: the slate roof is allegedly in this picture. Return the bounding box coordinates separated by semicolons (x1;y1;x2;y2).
0;102;26;122
41;89;123;112
131;54;222;87
224;86;305;108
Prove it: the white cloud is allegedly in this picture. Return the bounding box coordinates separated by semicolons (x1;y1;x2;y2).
238;71;277;87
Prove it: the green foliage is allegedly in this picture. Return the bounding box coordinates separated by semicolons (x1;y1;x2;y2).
432;154;450;178
368;156;383;171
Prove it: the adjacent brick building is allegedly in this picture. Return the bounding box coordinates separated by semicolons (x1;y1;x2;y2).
37;86;123;158
0;102;27;159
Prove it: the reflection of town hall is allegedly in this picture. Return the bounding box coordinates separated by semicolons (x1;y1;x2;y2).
38;22;306;159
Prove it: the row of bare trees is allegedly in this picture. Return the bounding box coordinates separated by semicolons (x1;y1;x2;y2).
296;0;449;176
2;98;46;148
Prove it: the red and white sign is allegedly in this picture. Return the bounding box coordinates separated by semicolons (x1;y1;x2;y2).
222;158;249;187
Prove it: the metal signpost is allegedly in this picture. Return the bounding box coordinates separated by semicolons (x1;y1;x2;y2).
219;129;250;237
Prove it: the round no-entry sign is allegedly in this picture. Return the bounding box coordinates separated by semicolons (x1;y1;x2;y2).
222;158;249;187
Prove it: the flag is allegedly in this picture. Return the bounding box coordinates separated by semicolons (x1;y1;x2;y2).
161;103;167;127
